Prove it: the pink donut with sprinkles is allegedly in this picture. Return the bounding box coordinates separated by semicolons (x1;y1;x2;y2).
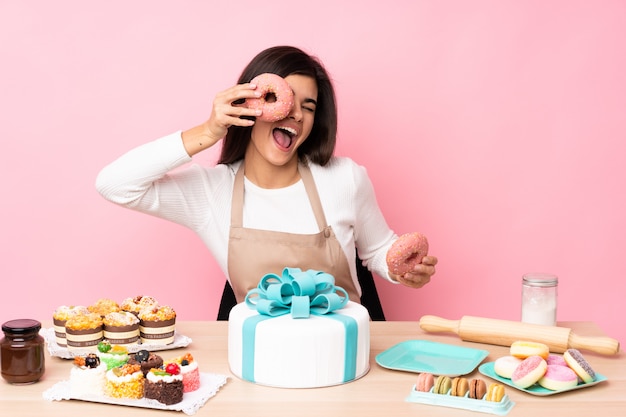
246;73;294;122
386;232;429;275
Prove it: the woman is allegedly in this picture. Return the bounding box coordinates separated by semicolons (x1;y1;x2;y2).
96;45;437;308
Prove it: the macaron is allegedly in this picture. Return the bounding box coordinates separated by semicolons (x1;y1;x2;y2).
485;383;506;402
469;378;487;399
511;355;548;388
451;377;469;397
538;364;578;391
563;348;596;383
415;372;435;392
434;375;452;394
494;355;523;379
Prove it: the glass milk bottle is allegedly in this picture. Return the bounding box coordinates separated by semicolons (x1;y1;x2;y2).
521;273;558;326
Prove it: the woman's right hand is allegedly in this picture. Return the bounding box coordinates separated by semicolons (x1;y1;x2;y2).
182;83;262;156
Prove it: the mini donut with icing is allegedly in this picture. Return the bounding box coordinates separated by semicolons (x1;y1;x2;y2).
510;340;550;360
563;348;596;383
511;355;547;388
538;364;578;390
246;73;294;122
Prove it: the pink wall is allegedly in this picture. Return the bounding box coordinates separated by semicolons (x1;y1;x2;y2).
2;1;625;346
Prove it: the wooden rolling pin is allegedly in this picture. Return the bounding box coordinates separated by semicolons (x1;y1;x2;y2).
419;315;620;355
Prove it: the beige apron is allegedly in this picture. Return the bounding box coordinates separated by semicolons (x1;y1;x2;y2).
227;163;360;304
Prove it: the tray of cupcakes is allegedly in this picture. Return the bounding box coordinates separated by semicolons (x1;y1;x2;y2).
42;347;228;415
44;296;191;359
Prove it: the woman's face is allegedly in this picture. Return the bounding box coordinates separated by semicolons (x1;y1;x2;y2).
247;74;318;168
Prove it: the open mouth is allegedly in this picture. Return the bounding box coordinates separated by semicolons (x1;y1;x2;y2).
273;126;297;150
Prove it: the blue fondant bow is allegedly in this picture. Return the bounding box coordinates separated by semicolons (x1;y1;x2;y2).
245;267;349;318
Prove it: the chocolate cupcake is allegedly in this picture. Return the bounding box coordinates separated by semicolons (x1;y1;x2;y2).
144;364;183;405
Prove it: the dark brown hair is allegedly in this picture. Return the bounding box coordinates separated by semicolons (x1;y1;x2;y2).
218;46;337;166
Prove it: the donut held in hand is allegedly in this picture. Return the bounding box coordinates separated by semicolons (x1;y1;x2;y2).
386;232;429;275
246;73;294;122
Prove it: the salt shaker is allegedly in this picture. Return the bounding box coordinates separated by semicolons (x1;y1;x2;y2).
521;273;558;326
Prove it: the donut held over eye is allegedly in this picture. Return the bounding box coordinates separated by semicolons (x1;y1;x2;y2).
386;232;429;275
245;73;295;122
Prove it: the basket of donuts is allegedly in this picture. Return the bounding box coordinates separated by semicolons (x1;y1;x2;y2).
406;373;515;415
44;296;192;359
478;340;608;396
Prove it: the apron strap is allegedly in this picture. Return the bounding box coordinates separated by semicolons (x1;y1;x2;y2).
231;165;245;228
298;163;329;232
231;163;328;232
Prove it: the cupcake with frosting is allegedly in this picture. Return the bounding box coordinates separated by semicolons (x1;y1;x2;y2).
52;305;89;347
103;311;140;346
104;363;144;399
128;349;164;376
139;305;176;345
65;312;103;351
165;352;200;392
144;363;184;405
69;353;107;396
97;341;129;370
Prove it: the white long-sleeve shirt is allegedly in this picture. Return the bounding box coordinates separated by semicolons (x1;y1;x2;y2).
95;131;398;294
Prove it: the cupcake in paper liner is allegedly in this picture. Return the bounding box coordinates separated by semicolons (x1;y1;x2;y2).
88;298;121;317
139;305;176;345
120;295;159;316
65;312;103;351
52;305;89;347
103;311;140;346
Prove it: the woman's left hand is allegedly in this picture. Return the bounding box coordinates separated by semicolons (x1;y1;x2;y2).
389;255;438;289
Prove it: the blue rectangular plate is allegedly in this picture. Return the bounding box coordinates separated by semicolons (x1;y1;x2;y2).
376;340;489;377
